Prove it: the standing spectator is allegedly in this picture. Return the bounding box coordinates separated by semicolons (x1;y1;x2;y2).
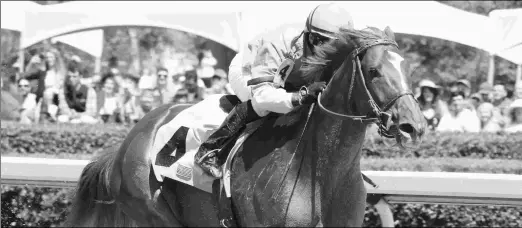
505;99;522;133
97;76;124;123
416;79;448;130
17;78;38;124
196;50;217;88
437;92;480;133
23;53;46;101
492;84;512;116
476;102;503;133
23;51;66;122
57;64;98;124
42;51;66;121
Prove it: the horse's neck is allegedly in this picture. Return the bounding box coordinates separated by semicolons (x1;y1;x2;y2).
311;106;367;179
308;74;368;223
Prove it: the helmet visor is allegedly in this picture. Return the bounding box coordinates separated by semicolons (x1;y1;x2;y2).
308;32;331;46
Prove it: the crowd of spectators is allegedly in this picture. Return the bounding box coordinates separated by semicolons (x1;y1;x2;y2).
416;79;522;133
2;47;521;133
0;48;233;125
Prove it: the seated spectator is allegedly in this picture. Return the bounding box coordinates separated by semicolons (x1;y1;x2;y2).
170;73;184;100
470;93;483;110
122;74;145;124
437;92;480;133
205;69;230;97
57;64;98;124
196;50;217;88
138;73;162;113
17;78;38;124
476;102;503;133
0;76;21;121
514;82;522;99
505;99;522;133
492;84;512;116
478;82;495;103
173;88;190;104
97;76;124;123
157;67;176;105
138;68;157;91
456;79;471;98
185;70;205;102
416;79;448;130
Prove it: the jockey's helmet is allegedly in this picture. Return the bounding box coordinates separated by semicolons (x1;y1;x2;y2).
304;3;354;45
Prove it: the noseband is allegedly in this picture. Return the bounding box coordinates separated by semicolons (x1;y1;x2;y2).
316;39;415;138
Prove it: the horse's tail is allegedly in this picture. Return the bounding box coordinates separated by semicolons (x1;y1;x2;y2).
63;146;135;227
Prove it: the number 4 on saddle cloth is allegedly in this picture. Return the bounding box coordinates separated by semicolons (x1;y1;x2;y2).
149;94;263;194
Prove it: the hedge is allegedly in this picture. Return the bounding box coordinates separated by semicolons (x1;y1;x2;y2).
364;131;522;160
2;121;522;227
2;163;521;227
2;121;522;160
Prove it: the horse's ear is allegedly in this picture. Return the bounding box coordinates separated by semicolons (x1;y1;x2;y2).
384;26;395;40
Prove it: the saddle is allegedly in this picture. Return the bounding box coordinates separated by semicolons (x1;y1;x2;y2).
149;94;264;227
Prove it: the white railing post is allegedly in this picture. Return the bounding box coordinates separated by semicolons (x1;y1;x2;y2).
375;198;394;228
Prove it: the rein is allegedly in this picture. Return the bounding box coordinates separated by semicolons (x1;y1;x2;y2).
316;39;415;138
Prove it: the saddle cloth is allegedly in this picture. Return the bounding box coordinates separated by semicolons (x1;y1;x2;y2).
149;94;262;193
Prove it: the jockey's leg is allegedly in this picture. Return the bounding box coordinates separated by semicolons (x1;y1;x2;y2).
195;100;261;178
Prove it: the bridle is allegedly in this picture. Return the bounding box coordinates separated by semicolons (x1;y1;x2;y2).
316;39;416;138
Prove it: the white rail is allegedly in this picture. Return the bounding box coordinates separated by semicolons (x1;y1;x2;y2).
2;157;522;227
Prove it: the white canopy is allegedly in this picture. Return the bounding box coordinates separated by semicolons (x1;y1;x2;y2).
2;1;519;65
488;8;522;65
0;1;41;32
242;1;492;52
20;1;243;52
51;30;104;58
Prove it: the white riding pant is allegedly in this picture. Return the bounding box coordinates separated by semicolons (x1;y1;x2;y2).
228;53;294;117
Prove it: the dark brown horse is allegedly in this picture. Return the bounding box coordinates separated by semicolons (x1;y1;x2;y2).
64;26;426;227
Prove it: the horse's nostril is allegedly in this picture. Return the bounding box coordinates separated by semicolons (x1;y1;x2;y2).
398;123;415;134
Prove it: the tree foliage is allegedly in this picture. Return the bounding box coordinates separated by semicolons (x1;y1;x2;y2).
1;1;519;91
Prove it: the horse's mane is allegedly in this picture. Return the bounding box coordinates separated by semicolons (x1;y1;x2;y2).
301;27;391;83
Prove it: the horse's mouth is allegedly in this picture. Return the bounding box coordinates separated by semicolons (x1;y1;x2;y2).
389;124;418;150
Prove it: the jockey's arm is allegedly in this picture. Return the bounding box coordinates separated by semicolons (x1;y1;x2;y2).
228;43;300;117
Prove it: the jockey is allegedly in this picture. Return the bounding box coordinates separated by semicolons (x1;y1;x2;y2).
195;3;355;178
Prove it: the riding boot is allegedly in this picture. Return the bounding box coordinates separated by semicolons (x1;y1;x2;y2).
195;100;260;178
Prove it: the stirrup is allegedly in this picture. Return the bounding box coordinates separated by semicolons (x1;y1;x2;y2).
196;149;220;164
220;217;235;227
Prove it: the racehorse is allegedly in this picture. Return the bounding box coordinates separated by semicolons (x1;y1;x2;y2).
64;26;426;227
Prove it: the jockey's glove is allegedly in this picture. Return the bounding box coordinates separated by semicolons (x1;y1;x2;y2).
291;81;327;107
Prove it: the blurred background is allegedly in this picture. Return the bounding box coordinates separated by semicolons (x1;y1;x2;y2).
1;1;522;227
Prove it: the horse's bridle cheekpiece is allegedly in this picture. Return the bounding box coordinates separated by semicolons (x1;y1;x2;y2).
316;38;415;138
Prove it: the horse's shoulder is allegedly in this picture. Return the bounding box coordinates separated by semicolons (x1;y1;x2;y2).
242;105;310;149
